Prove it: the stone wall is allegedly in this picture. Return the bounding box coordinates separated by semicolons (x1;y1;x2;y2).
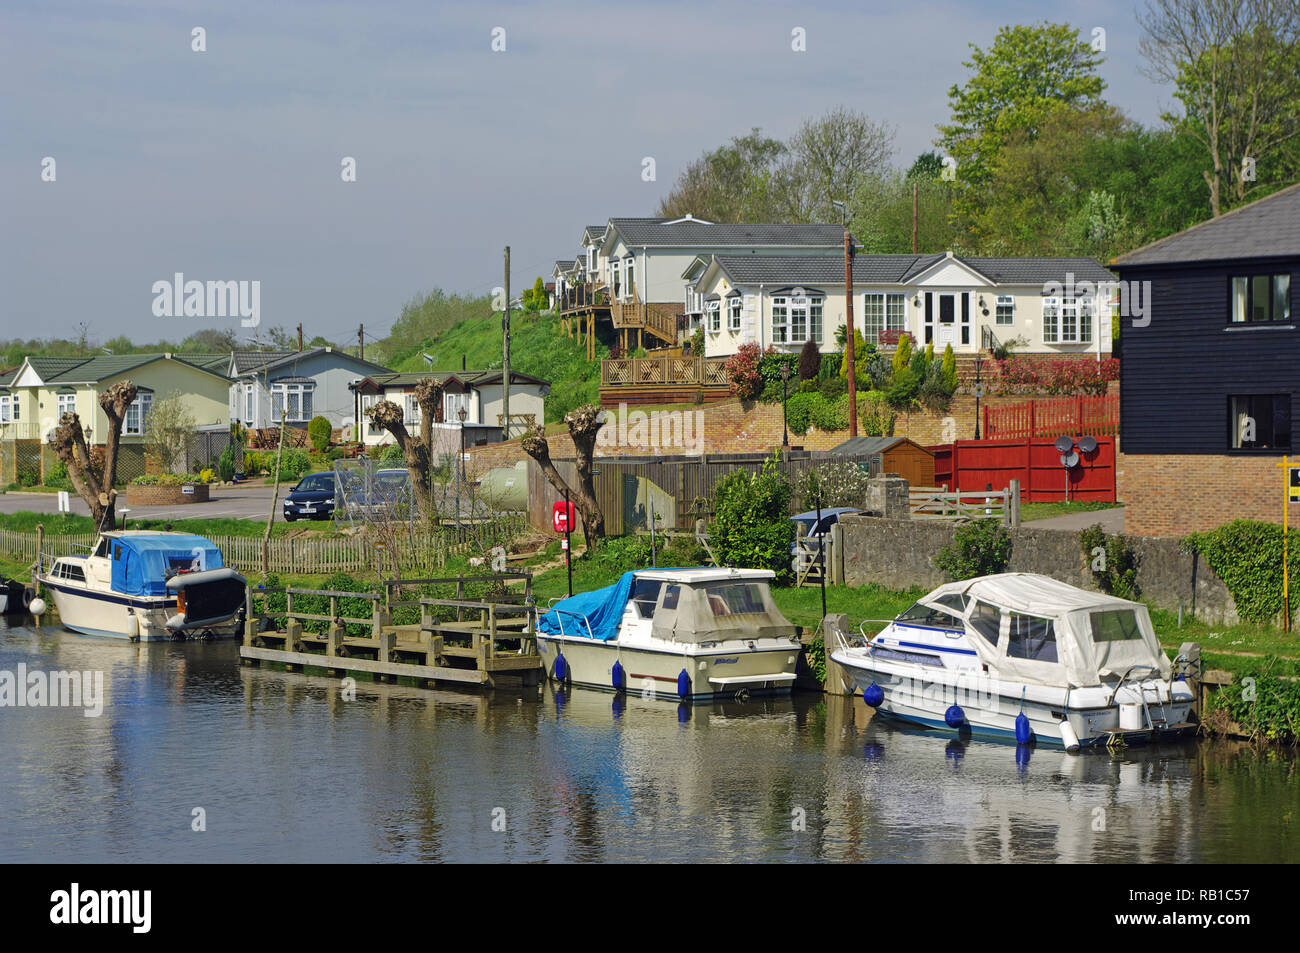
838;513;1237;624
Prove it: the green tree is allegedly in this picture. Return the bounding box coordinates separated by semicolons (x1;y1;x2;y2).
143;391;198;474
710;453;795;584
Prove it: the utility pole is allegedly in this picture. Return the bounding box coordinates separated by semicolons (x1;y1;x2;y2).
502;246;511;438
358;324;364;361
912;183;918;254
297;323;303;351
844;228;858;437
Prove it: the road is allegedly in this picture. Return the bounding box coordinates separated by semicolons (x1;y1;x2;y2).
0;485;288;521
1027;507;1125;533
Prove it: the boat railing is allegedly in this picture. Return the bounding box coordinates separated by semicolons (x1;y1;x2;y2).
1106;664;1162;730
548;606;596;641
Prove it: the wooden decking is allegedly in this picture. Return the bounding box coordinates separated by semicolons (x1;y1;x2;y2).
238;575;543;689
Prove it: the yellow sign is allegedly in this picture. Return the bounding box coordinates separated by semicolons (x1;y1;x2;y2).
1290;467;1300;503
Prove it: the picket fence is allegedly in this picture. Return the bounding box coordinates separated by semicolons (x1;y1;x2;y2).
0;527;513;576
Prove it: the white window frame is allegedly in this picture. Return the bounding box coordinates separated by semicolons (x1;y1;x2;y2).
403;393;422;426
271;382;313;423
0;394;17;423
728;296;742;331
1043;296;1091;343
623;257;635;301
707;299;721;333
1042;297;1060;343
995;295;1014;326
123;393;152;436
444;391;470;423
56;393;77;420
771;295;823;345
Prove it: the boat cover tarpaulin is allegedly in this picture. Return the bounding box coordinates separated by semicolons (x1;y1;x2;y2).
537;570;636;641
110;534;225;597
927;573;1172;688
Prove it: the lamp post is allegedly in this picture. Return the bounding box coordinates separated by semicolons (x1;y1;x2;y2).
832;199;857;437
973;356;984;440
780;361;791;448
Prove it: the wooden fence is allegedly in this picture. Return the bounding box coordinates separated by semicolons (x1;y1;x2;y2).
0;524;526;577
983;395;1119;439
929;437;1116;503
601;355;730;387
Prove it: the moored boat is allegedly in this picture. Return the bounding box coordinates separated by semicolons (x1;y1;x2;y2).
37;531;247;641
536;568;801;701
830;572;1195;749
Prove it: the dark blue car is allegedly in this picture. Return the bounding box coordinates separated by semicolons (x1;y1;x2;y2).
282;471;336;521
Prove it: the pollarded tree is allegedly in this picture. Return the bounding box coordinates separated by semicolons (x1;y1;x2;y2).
521;404;606;547
364;377;445;519
48;380;138;529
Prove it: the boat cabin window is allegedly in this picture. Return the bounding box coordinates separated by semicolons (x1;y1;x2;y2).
704;582;764;616
92;537;109;557
661;584;681;610
55;561;86;582
967;600;1001;646
933;593;968;614
896;601;963;629
1006;612;1058;663
1090;609;1143;643
630;578;663;619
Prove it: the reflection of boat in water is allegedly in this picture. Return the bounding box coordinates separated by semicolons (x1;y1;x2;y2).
831;573;1195;749
536;568;801;702
0;577;29;615
38;532;246;641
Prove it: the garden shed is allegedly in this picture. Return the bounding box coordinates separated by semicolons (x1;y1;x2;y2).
829;436;935;488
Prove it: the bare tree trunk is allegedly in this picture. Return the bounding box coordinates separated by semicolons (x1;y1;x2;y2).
262;412;287;575
521;404;606;548
363;378;445;521
49;380;137;530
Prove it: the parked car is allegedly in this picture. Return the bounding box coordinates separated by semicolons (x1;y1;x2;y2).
790;507;862;572
282;471;337;521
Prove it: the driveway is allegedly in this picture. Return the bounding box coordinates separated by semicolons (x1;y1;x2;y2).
1026;507;1125;534
0;484;289;522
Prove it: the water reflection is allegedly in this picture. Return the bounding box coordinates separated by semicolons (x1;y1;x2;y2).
0;620;1295;863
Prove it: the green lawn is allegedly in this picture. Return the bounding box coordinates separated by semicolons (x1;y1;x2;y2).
1019;500;1122;522
0;511;343;539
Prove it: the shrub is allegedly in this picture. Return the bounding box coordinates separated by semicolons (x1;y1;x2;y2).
710;453;794;584
934;519;1012;579
785;392;816;436
884;366;920;410
941;343;958;393
307;415;332;452
918;357;955;412
1079;524;1140;600
723;342;769;401
379;442;405;463
859;390;896;436
798;340;821;381
272;448;312;483
800;461;872;509
1184;519;1300;625
818;352;842;383
217;441;240;481
819;374;847;400
839;329;870;381
43;459;72;490
1203;670;1300;743
17;463;40;487
862;352;892;390
758;350;800;402
809;394;850;431
891;330;913;379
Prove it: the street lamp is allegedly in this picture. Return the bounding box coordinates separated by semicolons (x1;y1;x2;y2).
780;361;791;448
832;199;857;437
973;356;985;440
457;404;467;539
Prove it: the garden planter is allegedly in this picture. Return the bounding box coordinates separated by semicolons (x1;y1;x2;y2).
123;483;211;506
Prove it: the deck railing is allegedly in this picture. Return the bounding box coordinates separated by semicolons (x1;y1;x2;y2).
600;355;730;387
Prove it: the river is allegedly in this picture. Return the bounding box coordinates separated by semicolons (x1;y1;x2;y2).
1;620;1295;863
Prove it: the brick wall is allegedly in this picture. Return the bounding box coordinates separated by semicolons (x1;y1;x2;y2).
1118;449;1282;537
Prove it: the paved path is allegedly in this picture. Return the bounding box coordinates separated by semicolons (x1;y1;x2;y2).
0;485;288;521
1025;507;1125;533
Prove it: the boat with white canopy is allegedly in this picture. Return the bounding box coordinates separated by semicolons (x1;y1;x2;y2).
536;568;801;701
829;573;1195;749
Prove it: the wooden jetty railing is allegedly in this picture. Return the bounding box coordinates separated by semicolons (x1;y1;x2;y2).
239;574;542;688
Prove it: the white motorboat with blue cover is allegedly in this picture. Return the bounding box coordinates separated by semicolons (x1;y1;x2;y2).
536;567;801;700
38;531;247;641
829;573;1195;749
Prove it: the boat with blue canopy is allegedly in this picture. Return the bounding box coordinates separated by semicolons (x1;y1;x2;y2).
38;531;246;641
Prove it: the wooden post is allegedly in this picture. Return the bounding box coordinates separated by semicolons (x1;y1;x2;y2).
1008;479;1021;528
829;521;845;585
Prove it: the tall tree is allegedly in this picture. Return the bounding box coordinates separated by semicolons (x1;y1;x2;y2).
780;107;897;221
1138;0;1300;215
48;381;138;529
656;129;788;222
938;23;1107;198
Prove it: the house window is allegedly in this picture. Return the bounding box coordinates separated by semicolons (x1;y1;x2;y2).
707;299;721;333
1230;394;1291;451
361;395;385;436
445;391;470;422
123;393;152;436
1231;274;1291;323
996;295;1014;325
771;296;822;345
0;394;16;423
624;258;635;300
271;383;313;423
1042;296;1091;343
864;293;906;343
728;296;742;331
611;260;621;298
57;393;77;419
403;393;422;426
244;384;254;424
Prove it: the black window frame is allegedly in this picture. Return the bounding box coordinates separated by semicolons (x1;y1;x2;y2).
1228;273;1292;325
1228;393;1292;453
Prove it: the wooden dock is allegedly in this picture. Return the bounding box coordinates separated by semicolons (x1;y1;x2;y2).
238;573;543;688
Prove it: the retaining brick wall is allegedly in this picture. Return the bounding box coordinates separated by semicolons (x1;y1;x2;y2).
122;483;211;505
1118;450;1281;537
839;514;1237;624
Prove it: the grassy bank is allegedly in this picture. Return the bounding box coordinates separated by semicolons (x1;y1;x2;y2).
1019;500;1122;522
0;511;339;539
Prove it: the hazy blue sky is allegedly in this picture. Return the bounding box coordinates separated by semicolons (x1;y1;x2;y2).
1;0;1177;346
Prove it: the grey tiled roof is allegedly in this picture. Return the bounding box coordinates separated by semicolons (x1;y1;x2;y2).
584;224;608;241
610;219;845;248
712;254;1114;286
1114;182;1300;266
231;349;295;374
352;369;550;390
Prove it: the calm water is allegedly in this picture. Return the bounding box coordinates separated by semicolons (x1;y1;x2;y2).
1;619;1296;863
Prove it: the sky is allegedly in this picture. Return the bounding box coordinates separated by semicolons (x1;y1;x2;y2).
0;0;1179;347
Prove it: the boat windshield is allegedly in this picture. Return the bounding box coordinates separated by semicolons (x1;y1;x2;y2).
703;582;765;616
895;600;963;629
630;578;662;619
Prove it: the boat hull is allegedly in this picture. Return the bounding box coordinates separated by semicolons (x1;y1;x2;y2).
536;633;799;702
39;577;240;641
833;652;1194;748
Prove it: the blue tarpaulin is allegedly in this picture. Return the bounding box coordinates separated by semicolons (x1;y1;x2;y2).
537;570;636;641
109;534;225;596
